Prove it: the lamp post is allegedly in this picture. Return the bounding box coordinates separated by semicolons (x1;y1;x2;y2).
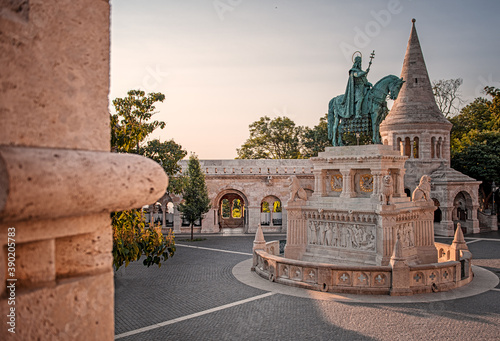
492;181;498;215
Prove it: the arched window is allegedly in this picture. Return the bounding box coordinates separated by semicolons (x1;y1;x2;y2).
218;192;247;229
405;188;411;198
154;203;163;225
221;198;230;218
404;137;411;157
396;137;402;152
431;137;436;158
261;196;282;227
261;201;270;226
432;198;442;223
437;137;442;158
166;202;174;227
413;137;419;158
232;199;243;218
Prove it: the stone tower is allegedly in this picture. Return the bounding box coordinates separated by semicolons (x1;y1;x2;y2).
380;19;480;236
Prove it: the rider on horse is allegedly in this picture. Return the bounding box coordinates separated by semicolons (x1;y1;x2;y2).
341;55;373;119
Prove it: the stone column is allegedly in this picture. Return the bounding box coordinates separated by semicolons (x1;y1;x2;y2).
173;206;182;233
161;203;167;229
312;169;322;197
371;170;383;200
400;141;405;156
471;205;480;234
340;169;354;198
436;207;455;236
0;2;167;338
410;141;414;159
396;168;406;197
321;170;328;196
247;205;261;233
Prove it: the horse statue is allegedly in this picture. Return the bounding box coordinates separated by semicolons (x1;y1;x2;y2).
327;75;405;146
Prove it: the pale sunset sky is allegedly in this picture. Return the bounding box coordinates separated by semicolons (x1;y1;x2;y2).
110;0;500;159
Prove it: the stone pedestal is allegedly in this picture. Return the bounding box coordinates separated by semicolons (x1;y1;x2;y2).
285;145;437;266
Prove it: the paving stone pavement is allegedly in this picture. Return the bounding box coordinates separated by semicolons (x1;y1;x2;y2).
115;232;500;341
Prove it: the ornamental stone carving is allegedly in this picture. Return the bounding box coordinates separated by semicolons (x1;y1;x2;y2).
412;175;432;202
307;221;375;251
289;175;308;201
380;174;394;205
330;174;343;192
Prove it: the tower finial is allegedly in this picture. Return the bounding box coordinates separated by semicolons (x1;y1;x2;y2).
412;18;416;23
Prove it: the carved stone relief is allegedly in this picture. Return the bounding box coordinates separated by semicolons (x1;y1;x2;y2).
330;174;343;192
396;223;415;247
360;174;374;192
307;220;376;251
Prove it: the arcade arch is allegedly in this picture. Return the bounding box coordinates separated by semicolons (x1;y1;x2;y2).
260;195;282;227
216;190;248;230
452;191;474;232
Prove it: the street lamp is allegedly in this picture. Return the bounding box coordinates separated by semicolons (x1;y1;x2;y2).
492;181;498;215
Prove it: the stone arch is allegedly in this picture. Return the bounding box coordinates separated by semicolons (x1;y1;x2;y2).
152;202;163;226
432;198;442;223
437;137;442;158
404;188;411;198
212;186;249;208
214;188;249;230
261;195;283;227
404;137;411;157
452;190;474;232
144;193;176;229
431;136;436;158
413;136;419;158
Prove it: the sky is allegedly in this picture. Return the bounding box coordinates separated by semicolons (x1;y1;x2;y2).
110;0;500;159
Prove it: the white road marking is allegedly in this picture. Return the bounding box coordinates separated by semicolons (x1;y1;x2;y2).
115;292;275;339
464;237;500;242
465;239;482;245
176;243;253;256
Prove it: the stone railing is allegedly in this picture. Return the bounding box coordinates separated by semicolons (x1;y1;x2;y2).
179;159;314;176
477;210;498;231
254;240;473;296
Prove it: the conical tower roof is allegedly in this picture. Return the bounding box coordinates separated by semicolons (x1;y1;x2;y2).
382;19;451;128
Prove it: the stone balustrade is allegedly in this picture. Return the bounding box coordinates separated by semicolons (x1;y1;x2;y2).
254;239;473;296
179;159;314;176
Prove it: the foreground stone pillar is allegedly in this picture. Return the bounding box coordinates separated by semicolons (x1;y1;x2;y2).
0;2;167;339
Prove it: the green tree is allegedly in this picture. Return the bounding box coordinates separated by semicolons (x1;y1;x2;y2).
112;209;175;270
111;90;166;153
450;86;500;210
139;139;187;194
237;116;303;159
178;154;211;241
449;98;493;141
302;114;330;158
110;89;186;269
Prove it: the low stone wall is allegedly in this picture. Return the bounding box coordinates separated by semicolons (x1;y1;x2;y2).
254;240;473;295
478;210;498;231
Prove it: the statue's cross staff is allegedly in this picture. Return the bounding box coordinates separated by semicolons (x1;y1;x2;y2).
367;50;375;72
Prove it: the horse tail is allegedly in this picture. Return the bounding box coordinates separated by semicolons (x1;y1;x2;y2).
328;99;334;140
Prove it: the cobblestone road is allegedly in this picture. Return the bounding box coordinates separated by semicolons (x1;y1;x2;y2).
115;232;500;340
